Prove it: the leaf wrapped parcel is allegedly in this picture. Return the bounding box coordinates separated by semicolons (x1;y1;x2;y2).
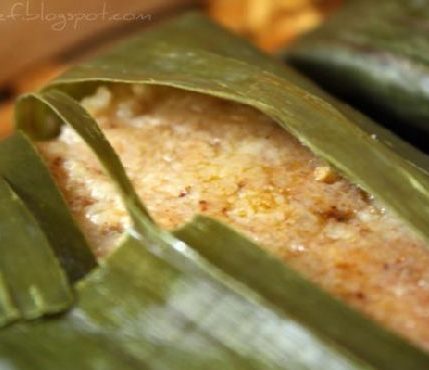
1;11;429;370
286;0;429;146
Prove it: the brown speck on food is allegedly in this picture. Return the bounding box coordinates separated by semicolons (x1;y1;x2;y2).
335;262;351;270
358;188;373;203
355;292;366;300
199;200;209;211
238;180;246;189
52;156;63;168
179;186;192;198
320;206;352;222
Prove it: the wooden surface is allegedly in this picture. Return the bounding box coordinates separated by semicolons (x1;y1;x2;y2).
0;0;197;138
0;0;196;85
0;103;13;138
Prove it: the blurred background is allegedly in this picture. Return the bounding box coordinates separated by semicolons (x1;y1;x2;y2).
0;0;341;138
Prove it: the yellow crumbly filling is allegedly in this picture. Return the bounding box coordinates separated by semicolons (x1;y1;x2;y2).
39;84;429;350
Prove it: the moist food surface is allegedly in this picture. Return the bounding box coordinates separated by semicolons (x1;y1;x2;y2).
39;84;429;350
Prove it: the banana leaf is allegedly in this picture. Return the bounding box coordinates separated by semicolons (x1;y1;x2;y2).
285;0;429;150
0;237;380;370
0;175;72;327
0;131;94;325
0;133;96;282
2;11;429;370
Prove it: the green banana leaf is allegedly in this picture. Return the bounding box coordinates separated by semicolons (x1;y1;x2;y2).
2;11;429;370
0;133;96;282
0;131;94;325
285;0;429;148
3;229;429;370
0;175;72;327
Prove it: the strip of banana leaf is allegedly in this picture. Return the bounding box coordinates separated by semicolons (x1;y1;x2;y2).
285;0;429;147
0;133;96;282
3;11;429;369
0;175;72;327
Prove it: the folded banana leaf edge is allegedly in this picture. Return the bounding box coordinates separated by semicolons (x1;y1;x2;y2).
1;12;429;370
